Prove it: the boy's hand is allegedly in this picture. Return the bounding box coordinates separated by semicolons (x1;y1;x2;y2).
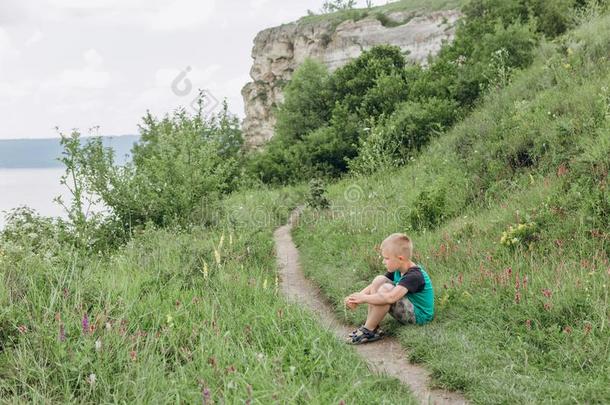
344;295;358;310
347;293;367;304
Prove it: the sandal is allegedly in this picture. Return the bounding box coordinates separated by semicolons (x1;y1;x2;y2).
348;325;384;338
347;326;383;344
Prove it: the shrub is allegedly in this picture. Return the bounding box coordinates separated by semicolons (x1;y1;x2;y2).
74;96;245;231
408;187;448;231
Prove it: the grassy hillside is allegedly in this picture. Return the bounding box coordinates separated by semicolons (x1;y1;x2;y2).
0;186;416;403
298;0;465;27
292;12;610;404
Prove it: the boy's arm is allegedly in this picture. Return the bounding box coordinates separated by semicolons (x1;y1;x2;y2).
351;285;408;305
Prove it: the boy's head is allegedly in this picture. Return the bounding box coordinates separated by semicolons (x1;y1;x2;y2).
380;233;413;271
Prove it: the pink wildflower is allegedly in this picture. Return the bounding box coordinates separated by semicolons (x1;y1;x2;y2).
514;291;521;304
525;319;531;329
584;323;593;335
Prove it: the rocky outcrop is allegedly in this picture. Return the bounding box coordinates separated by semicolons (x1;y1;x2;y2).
242;9;462;148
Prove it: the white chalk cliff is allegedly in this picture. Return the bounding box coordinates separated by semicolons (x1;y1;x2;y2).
241;9;462;148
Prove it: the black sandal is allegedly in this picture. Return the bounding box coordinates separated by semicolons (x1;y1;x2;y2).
349;325;384;338
347;326;383;344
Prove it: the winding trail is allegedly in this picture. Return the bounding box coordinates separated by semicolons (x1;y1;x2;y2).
274;208;468;405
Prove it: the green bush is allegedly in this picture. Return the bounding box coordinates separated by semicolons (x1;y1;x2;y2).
76;97;245;231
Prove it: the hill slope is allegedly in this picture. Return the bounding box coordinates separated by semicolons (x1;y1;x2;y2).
291;12;610;403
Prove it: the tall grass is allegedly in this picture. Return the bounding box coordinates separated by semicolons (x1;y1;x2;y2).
0;186;416;403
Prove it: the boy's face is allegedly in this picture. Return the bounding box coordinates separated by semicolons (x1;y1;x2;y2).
381;249;404;272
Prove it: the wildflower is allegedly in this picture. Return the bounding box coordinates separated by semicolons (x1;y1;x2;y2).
541;289;552;298
226;365;236;374
202;261;209;279
514;291;521;304
262;278;268;290
525;319;531;329
17;325;28;334
563;326;572;334
88;373;96;385
202;387;211;405
522;275;528;290
130;350;137;362
105;322;112;331
82;313;89;335
584;322;593;335
214;248;221;265
95;339;102;352
458;273;463;285
207;356;217;368
58;323;66;342
543;302;552;311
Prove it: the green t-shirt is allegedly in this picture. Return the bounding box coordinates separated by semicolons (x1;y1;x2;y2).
387;265;435;324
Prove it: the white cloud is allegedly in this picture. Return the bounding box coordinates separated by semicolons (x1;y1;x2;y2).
250;0;272;9
45;48;111;90
25;30;44;47
38;0;217;31
0;28;19;63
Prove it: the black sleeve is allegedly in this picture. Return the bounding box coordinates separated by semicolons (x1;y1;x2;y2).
384;271;393;281
397;268;425;293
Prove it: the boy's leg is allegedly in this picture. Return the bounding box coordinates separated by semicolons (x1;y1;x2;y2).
364;283;393;330
366;276;393;325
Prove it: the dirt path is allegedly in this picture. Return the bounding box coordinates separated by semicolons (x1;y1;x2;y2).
274;208;468;405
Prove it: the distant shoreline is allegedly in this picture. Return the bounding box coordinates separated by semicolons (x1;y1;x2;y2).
0;134;139;169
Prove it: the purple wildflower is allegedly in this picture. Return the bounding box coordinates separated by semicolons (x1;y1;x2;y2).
202;387;211;405
82;313;89;335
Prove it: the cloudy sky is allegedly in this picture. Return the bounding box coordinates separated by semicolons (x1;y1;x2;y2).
0;0;391;140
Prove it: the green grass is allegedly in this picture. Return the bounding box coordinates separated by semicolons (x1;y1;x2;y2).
0;186;416;403
292;13;610;404
297;0;464;29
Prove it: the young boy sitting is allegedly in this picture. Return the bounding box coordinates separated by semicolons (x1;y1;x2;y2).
344;233;434;344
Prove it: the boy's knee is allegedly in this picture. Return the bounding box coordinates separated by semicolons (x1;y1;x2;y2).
378;283;393;293
373;275;389;284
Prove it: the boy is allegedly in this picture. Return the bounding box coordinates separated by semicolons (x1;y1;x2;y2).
344;233;434;344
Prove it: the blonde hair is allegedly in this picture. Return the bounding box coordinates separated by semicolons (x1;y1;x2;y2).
380;233;413;259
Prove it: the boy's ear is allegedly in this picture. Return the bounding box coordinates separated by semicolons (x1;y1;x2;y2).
397;255;405;261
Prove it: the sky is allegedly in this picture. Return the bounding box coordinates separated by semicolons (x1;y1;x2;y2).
0;0;390;140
